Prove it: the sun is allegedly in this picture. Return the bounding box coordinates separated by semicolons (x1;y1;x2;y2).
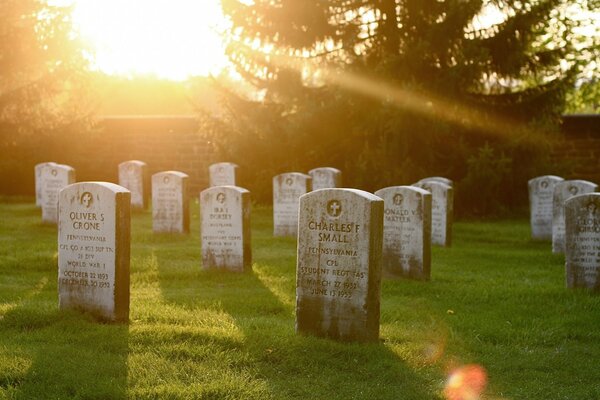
67;0;230;80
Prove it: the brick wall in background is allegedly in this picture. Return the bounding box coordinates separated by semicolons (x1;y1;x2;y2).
552;115;600;183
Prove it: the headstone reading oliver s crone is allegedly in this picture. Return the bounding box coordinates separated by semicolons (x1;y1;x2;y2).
414;181;453;246
41;164;76;224
273;172;312;236
375;186;431;280
152;171;190;233
552;180;597;253
200;186;251;272
296;188;383;342
308;167;342;190
35;161;56;207
528;175;564;240
209;162;238;187
565;193;600;291
58;182;130;322
118;160;148;209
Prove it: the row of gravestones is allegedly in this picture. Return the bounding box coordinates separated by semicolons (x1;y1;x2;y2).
528;175;600;290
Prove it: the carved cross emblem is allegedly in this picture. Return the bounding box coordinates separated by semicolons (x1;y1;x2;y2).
216;192;226;204
327;200;341;217
393;193;404;205
80;192;93;208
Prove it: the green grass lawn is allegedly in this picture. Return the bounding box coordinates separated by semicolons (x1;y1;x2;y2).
1;199;599;399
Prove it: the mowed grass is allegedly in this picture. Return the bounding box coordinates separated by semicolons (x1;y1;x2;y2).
1;198;599;400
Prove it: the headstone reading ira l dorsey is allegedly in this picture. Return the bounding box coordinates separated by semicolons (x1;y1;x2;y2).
528;175;564;240
296;188;383;342
200;186;251;272
58;182;130;322
41;163;76;224
308;167;342;191
565;193;600;291
414;181;453;247
552;180;597;253
375;186;431;280
35;161;56;207
152;171;190;233
209;162;238;187
118;160;148;209
273;172;312;237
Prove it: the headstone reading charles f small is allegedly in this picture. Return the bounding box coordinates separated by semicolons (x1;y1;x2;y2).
375;186;431;280
35;162;56;207
152;171;190;233
565;193;600;291
273;172;312;236
58;182;130;322
296;188;383;342
118;160;148;209
209;162;238;187
417;176;454;187
528;175;564;240
41;164;76;224
308;167;342;191
552;180;597;253
414;181;453;246
200;186;251;272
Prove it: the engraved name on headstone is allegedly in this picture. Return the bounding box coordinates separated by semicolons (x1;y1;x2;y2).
58;182;130;322
296;189;383;342
41;164;76;224
118;160;148;209
414;181;453;246
565;193;600;291
35;162;56;207
528;175;563;240
209;162;238;187
152;171;190;233
308;167;342;191
375;186;431;280
273;172;312;237
200;186;251;272
552;180;597;253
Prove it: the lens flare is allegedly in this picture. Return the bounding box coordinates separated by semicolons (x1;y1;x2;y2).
444;364;487;400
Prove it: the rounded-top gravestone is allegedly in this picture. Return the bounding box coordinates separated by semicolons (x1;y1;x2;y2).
41;163;76;224
528;175;564;240
308;167;342;191
209;162;238;187
273;172;312;237
413;180;453;247
552;180;597;253
35;161;57;207
118;160;148;209
152;171;190;233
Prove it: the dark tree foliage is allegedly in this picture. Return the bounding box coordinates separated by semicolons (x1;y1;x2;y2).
203;0;592;215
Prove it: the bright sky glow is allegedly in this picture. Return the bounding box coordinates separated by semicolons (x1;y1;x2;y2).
66;0;230;80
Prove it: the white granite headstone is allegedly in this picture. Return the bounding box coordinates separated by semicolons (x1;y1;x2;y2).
375;186;431;280
41;164;76;224
308;167;342;191
58;182;130;322
565;193;600;291
273;172;312;236
152;171;190;233
35;162;56;207
118;160;148;209
528;175;563;240
209;162;238;187
414;181;453;246
200;186;251;272
552;180;597;253
417;176;453;187
296;188;383;342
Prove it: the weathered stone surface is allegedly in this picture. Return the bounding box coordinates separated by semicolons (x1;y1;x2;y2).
296;188;383;342
209;162;238;187
375;186;431;280
552;180;597;253
273;173;312;237
58;182;130;322
152;171;190;233
413;181;452;246
35;162;56;207
416;176;453;187
41;164;76;224
200;185;251;272
118;160;148;209
528;175;564;240
308;167;342;190
565;193;600;291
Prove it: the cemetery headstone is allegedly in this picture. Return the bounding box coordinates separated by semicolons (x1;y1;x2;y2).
296;188;383;342
273;172;312;236
309;167;342;190
375;186;431;280
414;181;453;246
35;162;56;207
58;182;130;322
209;162;238;187
552;180;597;253
152;171;190;233
41;164;76;224
565;193;600;291
417;176;454;187
118;160;148;209
200;185;251;272
528;175;564;240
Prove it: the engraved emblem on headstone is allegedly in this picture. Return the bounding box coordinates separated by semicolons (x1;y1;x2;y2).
285;177;293;186
52;169;57;177
541;180;549;189
587;202;597;214
393;193;404;205
569;186;579;195
163;176;170;184
80;192;93;208
327;200;342;217
216;192;226;204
